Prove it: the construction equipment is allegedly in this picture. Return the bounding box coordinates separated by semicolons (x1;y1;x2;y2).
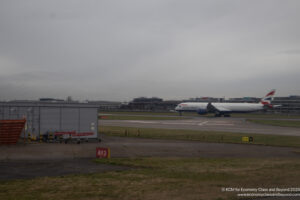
39;131;95;144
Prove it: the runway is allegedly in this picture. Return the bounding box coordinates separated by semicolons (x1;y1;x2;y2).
100;117;300;136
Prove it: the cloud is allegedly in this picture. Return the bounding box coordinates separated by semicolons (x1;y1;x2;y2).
0;0;300;101
280;49;300;55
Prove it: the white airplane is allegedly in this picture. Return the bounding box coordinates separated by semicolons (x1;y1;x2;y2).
175;90;277;117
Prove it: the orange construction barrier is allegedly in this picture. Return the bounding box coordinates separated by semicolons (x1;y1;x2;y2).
0;119;26;145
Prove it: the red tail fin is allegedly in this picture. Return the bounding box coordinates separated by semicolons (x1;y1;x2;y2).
260;89;276;108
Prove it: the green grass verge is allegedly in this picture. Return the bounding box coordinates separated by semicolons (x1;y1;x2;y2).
247;119;300;128
99;115;185;120
1;157;300;200
100;111;184;116
232;113;300;119
100;126;300;148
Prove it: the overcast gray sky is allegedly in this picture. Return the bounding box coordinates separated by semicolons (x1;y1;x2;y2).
1;0;299;101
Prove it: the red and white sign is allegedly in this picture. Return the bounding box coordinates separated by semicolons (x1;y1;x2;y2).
96;147;110;158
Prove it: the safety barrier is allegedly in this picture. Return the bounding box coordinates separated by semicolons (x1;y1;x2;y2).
0;119;26;145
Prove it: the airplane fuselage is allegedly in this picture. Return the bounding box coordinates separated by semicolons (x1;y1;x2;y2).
175;102;264;115
175;90;276;116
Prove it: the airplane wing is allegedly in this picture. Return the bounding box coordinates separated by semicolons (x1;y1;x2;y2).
272;105;281;108
208;103;231;113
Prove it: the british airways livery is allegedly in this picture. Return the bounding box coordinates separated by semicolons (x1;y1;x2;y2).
175;90;277;117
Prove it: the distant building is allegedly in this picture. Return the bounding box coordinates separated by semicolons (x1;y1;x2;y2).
183;97;223;102
121;97;179;111
88;101;122;111
227;97;260;103
4;94;300;114
272;96;300;114
39;98;65;102
119;95;300;114
132;97;163;103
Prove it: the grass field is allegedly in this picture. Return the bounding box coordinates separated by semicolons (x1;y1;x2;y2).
100;111;185;116
1;157;299;200
232;113;300;119
100;126;300;148
247;119;300;128
99;115;185;120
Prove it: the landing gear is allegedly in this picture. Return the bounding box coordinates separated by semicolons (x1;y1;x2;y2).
214;112;221;117
214;112;231;117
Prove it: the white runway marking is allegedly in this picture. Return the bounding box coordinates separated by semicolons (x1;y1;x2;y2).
206;124;234;126
198;121;209;126
161;122;195;125
128;120;156;124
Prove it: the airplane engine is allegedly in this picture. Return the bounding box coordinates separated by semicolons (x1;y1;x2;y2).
197;109;207;115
